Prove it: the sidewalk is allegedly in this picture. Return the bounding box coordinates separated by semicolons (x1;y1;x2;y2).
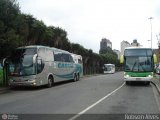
0;86;9;94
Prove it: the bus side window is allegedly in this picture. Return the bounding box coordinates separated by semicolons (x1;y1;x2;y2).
37;57;44;74
61;54;68;62
61;53;73;62
54;52;62;62
37;59;42;73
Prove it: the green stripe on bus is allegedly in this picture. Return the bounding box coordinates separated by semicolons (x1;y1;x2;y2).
126;72;152;77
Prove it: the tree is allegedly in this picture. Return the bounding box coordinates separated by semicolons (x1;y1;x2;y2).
0;0;21;58
0;0;120;74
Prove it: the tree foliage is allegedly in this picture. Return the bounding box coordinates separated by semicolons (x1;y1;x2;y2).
99;47;118;65
0;0;121;74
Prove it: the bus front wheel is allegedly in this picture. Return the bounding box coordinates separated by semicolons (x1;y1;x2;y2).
73;74;77;82
77;74;80;81
47;77;53;88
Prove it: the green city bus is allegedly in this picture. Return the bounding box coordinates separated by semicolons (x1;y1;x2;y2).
120;47;157;85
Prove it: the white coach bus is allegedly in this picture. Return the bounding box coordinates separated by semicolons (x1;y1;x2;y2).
103;64;115;74
7;45;83;87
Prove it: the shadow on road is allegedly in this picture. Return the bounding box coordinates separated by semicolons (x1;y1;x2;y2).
125;81;151;87
9;80;74;91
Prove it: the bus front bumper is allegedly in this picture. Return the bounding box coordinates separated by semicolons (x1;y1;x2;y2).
9;79;37;87
124;76;153;81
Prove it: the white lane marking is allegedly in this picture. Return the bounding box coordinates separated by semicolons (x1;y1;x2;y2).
68;83;125;120
152;84;160;112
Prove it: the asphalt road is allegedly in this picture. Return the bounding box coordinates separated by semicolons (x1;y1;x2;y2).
0;72;159;120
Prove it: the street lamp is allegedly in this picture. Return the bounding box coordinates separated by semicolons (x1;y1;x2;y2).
148;17;153;49
147;40;151;47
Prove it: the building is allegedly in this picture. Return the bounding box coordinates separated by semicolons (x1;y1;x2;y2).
100;38;112;51
121;40;131;55
131;39;141;47
113;49;120;59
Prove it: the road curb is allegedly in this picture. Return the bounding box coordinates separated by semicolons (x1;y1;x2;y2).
0;87;9;94
151;81;160;95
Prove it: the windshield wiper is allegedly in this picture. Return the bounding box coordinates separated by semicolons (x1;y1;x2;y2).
139;63;146;72
132;61;137;71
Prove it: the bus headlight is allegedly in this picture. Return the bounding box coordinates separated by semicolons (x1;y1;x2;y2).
126;75;130;77
124;74;130;77
28;79;36;82
33;82;36;85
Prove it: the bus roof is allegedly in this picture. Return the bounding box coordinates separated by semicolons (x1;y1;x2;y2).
50;47;69;53
125;46;152;50
17;45;81;56
17;45;69;52
18;45;50;49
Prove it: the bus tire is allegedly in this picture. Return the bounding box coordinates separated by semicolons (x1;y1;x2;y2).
73;74;77;82
47;77;53;88
145;81;150;86
77;74;80;81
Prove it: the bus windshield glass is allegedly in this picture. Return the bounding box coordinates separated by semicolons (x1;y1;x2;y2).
8;48;37;76
104;65;112;71
124;48;153;72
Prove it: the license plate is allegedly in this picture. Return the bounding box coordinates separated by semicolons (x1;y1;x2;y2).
136;78;141;80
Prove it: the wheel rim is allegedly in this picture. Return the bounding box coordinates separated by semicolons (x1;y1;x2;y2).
48;78;52;87
74;74;77;81
77;75;79;81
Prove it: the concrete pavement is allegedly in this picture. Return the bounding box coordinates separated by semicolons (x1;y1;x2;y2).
0;73;160;94
153;74;160;94
0;86;9;94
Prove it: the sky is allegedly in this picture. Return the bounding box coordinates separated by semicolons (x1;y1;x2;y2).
18;0;160;53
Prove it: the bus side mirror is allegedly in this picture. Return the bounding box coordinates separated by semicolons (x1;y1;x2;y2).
153;54;157;64
2;58;8;67
120;55;124;64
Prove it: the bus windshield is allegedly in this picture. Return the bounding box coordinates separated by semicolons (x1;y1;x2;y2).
104;65;112;71
125;56;153;72
103;64;115;74
8;48;37;76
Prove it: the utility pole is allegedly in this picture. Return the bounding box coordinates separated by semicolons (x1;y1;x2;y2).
148;17;153;49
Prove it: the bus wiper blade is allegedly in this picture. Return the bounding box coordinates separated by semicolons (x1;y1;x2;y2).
139;63;146;72
132;61;137;71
